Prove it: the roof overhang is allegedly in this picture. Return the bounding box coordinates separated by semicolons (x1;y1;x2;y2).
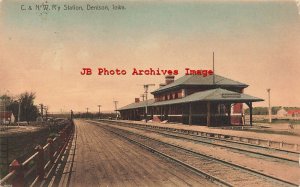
119;88;263;110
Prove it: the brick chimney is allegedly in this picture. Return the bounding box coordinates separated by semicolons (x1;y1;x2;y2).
165;75;175;85
135;98;140;103
159;83;166;88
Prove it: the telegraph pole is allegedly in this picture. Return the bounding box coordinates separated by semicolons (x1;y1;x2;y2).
113;100;118;119
39;104;44;119
213;51;215;85
98;105;101;119
3;98;6;125
267;89;272;123
86;107;89;119
70;110;74;120
140;94;146;101
45;106;48;121
143;84;155;122
2;91;10;125
18;98;21;123
0;98;2;124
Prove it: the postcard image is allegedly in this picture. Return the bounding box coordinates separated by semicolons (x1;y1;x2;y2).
0;0;300;186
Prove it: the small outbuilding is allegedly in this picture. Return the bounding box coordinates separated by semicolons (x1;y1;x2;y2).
276;107;288;117
0;111;15;124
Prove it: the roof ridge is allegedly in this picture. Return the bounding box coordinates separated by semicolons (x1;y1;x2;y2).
152;74;248;94
214;75;225;84
215;74;246;85
201;88;220;100
184;74;196;82
184;88;221;101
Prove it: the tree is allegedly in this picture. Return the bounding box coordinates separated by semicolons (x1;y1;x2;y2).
271;106;282;115
20;92;39;122
245;107;268;115
7;92;39;122
0;94;13;107
7;100;19;121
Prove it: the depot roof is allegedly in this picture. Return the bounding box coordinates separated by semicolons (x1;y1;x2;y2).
151;74;248;94
118;99;155;110
118;88;263;110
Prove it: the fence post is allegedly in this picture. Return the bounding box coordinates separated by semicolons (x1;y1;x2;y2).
9;159;24;187
279;141;283;149
47;138;54;164
35;145;45;181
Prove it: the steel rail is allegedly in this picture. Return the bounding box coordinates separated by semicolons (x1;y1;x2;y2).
94;121;298;187
98;123;233;187
100;120;300;155
101;120;298;164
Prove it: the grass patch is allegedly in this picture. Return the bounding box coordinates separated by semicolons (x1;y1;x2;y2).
254;118;300;124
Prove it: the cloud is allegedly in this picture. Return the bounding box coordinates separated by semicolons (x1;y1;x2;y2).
296;0;300;15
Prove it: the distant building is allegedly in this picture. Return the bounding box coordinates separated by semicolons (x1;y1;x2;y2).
0;99;5;112
277;107;287;117
287;110;300;117
0;111;15;124
118;74;263;126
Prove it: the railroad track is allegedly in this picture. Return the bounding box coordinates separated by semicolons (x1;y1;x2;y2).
97;120;299;165
92;121;298;187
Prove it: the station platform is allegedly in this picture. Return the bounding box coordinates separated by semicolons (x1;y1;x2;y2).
106;119;300;152
60;120;215;187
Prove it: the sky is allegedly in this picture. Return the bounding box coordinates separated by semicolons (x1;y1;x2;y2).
0;0;300;113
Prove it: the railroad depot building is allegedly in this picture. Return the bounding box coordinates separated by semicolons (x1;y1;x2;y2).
118;75;263;126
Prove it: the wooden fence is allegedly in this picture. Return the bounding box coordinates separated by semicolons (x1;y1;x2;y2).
0;121;74;187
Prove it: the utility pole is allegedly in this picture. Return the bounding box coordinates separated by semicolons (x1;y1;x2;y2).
140;94;146;101
70;110;74;120
1;98;6;125
213;51;215;85
113;100;118;119
45;106;48;121
0;98;2;125
143;84;155;122
267;89;272;123
98;105;101;119
39;104;44;119
18;98;21;123
2;90;10;125
3;98;6;125
86;107;89;119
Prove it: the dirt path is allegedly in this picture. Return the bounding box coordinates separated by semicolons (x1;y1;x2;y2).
65;119;216;187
